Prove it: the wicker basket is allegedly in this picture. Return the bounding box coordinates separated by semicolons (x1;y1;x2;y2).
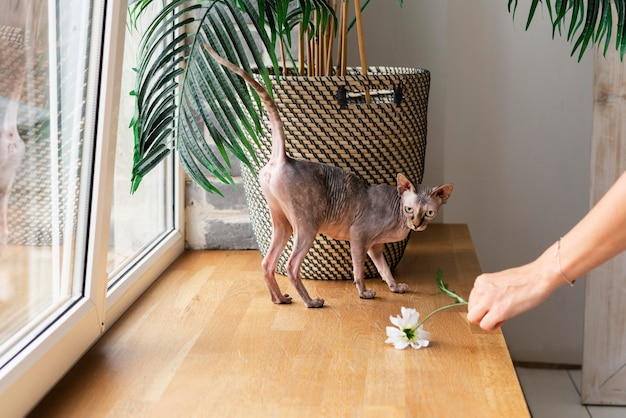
242;66;430;280
1;24;75;246
1;25;48;246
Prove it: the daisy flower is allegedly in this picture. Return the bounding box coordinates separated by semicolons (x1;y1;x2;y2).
385;307;430;350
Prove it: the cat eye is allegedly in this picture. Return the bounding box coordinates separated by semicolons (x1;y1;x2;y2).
404;206;413;214
426;210;436;217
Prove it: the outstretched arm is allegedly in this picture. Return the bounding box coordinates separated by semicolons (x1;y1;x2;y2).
467;170;626;331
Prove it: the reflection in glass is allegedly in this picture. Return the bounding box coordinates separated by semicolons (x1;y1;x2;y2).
0;1;97;364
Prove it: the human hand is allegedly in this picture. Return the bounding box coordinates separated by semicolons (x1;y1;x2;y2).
466;260;558;331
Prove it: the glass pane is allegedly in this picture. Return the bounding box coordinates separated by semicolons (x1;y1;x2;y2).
0;1;98;363
106;4;174;283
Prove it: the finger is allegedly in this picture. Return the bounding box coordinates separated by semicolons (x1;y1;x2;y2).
466;305;487;325
480;311;504;331
466;289;488;324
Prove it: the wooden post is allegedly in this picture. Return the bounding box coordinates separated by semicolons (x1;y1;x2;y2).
582;47;626;405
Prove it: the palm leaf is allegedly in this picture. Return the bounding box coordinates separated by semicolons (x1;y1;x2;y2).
510;0;626;61
129;1;279;194
129;0;338;194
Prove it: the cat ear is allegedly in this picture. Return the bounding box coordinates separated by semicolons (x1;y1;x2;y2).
396;173;415;194
433;184;454;204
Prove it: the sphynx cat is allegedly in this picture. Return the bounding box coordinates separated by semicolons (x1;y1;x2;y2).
206;46;453;308
0;69;26;259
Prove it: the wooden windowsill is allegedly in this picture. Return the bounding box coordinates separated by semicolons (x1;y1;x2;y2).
31;224;529;417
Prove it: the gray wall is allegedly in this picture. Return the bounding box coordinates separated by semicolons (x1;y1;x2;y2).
350;1;593;364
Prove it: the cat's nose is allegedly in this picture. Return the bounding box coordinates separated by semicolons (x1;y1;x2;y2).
413;218;428;231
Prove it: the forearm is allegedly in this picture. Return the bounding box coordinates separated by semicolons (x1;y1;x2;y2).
557;170;626;283
468;170;626;330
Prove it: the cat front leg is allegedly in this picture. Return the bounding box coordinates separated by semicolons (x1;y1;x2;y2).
350;242;376;299
368;244;408;293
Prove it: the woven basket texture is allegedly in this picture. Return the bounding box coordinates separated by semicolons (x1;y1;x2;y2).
2;24;78;246
242;67;430;280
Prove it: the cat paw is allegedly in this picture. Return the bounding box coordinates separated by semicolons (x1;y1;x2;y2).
305;297;325;308
359;289;376;299
272;293;293;304
390;283;408;293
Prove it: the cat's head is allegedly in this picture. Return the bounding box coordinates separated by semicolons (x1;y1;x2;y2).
396;173;453;232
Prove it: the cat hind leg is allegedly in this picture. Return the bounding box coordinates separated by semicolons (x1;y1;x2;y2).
285;228;324;308
262;214;293;304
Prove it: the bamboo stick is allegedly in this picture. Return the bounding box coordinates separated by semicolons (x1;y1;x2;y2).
325;19;334;75
353;0;369;102
312;11;317;76
308;12;317;76
339;0;349;76
280;40;287;77
307;27;313;76
320;31;326;76
336;6;343;70
326;0;338;75
299;23;305;75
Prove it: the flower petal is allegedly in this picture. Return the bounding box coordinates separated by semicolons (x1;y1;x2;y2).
408;329;430;349
409;340;427;349
385;327;405;344
389;314;403;328
394;340;410;349
386;326;402;338
417;328;430;342
401;307;419;328
385;327;410;349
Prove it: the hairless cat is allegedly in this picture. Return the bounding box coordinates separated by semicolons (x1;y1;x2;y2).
205;45;453;308
0;54;26;259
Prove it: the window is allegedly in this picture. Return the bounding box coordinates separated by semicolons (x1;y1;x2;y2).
0;0;94;370
0;2;183;415
105;0;180;323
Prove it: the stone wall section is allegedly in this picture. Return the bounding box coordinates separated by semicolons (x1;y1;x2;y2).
184;10;280;250
184;149;258;250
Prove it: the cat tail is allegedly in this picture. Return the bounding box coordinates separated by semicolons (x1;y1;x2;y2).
203;44;286;164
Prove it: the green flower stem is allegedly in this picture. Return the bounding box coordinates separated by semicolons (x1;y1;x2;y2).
416;301;468;329
435;269;468;304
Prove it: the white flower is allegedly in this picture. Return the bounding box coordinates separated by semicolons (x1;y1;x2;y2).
385;307;430;349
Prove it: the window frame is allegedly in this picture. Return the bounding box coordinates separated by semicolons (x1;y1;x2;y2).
0;1;184;415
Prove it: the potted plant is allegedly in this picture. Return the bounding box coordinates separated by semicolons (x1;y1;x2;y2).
127;0;625;279
129;0;433;280
129;0;397;194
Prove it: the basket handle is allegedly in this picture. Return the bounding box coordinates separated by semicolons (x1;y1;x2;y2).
336;85;403;109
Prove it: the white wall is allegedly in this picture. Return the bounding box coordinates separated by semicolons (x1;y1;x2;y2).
351;0;593;364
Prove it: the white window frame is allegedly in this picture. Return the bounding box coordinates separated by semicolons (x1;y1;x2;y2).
0;1;184;416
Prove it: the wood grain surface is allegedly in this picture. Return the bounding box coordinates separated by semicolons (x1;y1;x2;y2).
31;224;529;417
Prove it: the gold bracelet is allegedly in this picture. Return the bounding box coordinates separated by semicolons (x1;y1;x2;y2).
555;237;575;286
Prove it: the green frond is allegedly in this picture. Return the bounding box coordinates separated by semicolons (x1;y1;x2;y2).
511;0;626;61
129;1;280;194
129;0;344;194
